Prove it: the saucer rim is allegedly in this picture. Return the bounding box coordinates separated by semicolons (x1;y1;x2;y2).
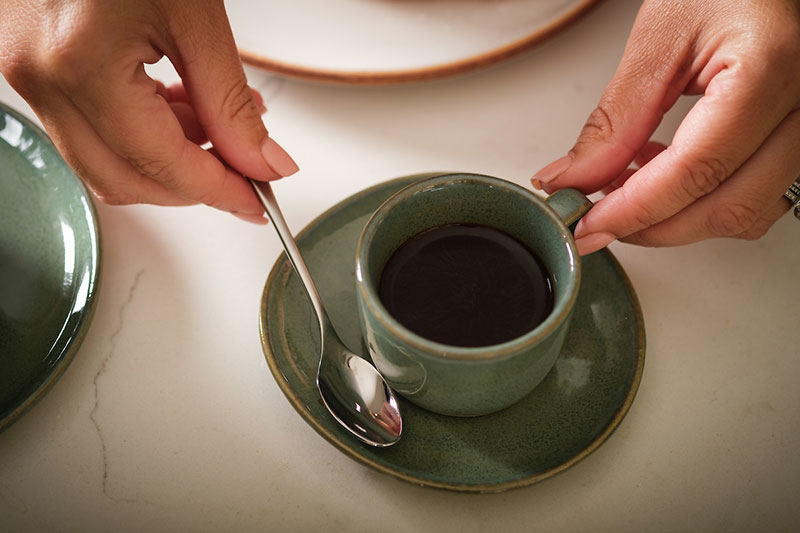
259;175;645;493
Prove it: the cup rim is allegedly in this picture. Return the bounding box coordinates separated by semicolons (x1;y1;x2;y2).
355;173;581;361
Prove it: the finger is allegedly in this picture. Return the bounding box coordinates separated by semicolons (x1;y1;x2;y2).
633;141;667;168
624;199;792;247
31;90;198;207
617;108;800;247
250;89;267;115
164;2;296;181
62;60;273;214
157;81;267;115
734;200;792;241
600;168;636;196
156;82;209;144
169;101;207;144
48;75;269;215
156;82;267;145
532;2;695;194
583;142;666;195
156;80;267;144
205;146;268;224
571;58;800;255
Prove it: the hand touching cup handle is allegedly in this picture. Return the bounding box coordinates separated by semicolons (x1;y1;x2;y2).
0;0;298;220
532;0;800;255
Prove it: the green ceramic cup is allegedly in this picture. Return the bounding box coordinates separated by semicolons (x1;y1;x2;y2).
355;173;592;417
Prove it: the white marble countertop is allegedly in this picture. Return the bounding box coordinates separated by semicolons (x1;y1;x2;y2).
1;1;798;530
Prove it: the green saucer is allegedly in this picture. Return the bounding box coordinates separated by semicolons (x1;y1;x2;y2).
259;175;644;493
0;102;101;432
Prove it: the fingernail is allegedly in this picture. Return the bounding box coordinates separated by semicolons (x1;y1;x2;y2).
261;137;299;177
232;212;269;225
532;155;572;186
574;232;615;256
574;218;588;239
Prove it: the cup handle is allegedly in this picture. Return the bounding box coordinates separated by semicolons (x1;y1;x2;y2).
545;188;593;231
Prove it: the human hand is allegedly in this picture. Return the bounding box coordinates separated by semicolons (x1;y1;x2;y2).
0;0;298;222
532;0;800;254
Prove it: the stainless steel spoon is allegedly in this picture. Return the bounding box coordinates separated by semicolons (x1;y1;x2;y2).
250;179;402;447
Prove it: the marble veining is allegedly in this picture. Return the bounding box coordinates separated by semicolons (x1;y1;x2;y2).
89;269;148;504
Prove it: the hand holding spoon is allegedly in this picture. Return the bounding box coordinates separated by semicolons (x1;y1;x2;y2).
250;179;402;447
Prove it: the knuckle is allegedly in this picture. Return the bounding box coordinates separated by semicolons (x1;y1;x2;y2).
707;202;760;237
759;15;800;67
0;16;34;84
619;185;660;229
0;48;33;88
734;8;800;95
219;80;261;125
601;183;665;238
677;156;731;200
46;51;92;92
576;103;617;145
38;26;97;91
735;218;773;241
129;153;178;185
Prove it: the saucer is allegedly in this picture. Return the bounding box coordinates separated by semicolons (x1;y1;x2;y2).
230;0;600;85
259;174;644;492
0;103;101;432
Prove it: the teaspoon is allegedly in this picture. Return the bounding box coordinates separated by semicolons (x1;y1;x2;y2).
250;179;402;447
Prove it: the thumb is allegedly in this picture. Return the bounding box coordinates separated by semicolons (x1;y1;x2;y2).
533;2;692;194
166;1;297;181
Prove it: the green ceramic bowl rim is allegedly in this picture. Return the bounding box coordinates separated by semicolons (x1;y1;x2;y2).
258;175;646;493
355;173;580;361
0;102;102;432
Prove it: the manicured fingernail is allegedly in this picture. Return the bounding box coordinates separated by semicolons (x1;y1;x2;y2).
261;137;299;177
233;212;269;225
574;232;615;256
532;155;572;186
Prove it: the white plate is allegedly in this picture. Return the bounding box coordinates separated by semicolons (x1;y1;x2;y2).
228;0;600;84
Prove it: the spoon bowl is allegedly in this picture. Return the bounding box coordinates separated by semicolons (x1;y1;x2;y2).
317;344;402;446
250;179;402;447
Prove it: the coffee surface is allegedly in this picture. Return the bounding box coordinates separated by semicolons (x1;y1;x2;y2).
378;224;553;347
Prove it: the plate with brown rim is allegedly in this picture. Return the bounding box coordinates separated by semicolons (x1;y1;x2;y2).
230;0;601;85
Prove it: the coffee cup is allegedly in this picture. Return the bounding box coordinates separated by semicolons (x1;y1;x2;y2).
355;173;592;417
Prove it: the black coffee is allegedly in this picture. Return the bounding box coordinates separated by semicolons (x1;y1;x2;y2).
378;224;554;347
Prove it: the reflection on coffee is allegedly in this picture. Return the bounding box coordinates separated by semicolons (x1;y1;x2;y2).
378;224;553;347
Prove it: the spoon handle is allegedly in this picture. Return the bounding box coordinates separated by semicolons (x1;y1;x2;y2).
249;179;333;334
